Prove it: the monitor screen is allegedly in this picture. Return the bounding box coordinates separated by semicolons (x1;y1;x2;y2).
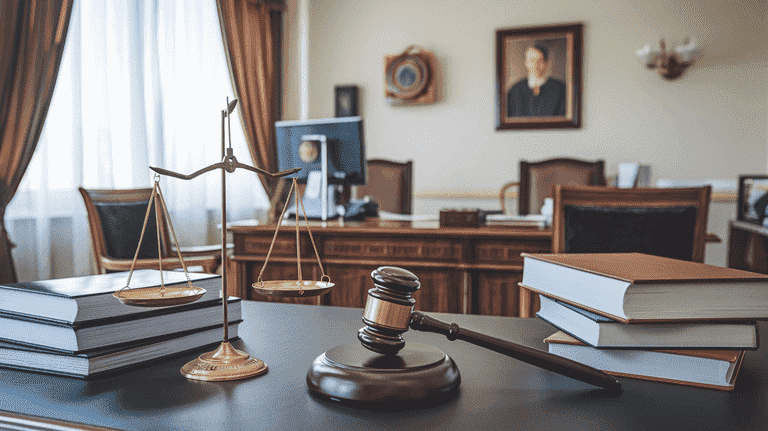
275;117;366;185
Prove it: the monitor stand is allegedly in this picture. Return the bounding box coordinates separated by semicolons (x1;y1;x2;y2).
286;170;343;220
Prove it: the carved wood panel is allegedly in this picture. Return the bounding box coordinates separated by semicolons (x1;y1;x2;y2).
411;268;464;314
231;224;552;317
475;270;524;317
324;238;464;262
243;235;310;258
475;238;549;266
322;264;464;314
324;264;375;309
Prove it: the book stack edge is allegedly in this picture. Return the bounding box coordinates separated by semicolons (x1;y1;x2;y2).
0;270;239;379
520;252;768;391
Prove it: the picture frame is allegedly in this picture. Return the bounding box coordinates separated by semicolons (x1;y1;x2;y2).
495;22;583;130
737;175;768;225
335;85;359;117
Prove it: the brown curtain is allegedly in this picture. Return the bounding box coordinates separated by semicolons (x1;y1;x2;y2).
217;0;284;199
0;0;73;283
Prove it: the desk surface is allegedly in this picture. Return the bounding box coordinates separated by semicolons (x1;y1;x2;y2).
229;217;553;237
4;301;765;431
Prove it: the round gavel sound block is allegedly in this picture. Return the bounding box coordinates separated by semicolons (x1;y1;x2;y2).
308;266;620;404
306;342;460;407
306;267;461;407
357;266;421;355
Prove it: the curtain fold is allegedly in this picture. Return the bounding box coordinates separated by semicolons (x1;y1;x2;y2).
216;0;284;198
7;0;268;283
0;0;73;283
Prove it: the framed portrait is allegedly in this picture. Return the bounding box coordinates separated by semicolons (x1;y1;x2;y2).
737;175;768;225
496;22;583;130
335;85;359;117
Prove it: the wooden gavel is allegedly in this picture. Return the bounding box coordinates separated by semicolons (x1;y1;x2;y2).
357;266;622;393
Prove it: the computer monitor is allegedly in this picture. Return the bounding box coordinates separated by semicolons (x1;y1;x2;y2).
275;116;365;185
274;116;366;220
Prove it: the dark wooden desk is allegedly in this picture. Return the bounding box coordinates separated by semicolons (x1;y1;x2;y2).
229;219;551;317
2;301;767;431
728;220;768;273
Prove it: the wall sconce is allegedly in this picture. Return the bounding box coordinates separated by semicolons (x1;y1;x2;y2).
636;38;700;80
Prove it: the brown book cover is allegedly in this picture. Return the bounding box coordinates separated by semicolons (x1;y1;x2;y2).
519;282;765;324
522;252;768;284
521;253;768;323
545;331;745;391
535;295;760;349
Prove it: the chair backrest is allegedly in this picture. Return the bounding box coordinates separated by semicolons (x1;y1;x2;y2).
356;159;413;214
552;185;711;262
79;188;172;273
518;158;605;215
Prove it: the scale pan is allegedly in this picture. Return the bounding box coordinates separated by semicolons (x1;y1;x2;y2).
113;285;207;307
252;280;334;298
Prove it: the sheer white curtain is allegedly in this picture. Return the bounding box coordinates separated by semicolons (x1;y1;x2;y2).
7;0;269;282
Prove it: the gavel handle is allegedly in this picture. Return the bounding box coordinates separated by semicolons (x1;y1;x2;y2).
409;311;621;393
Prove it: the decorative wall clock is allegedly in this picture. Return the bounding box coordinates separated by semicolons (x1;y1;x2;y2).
385;45;437;105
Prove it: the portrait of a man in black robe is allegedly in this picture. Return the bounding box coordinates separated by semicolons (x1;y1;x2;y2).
496;23;582;130
506;44;566;117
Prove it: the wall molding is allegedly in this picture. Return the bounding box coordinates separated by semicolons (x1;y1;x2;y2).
416;190;736;202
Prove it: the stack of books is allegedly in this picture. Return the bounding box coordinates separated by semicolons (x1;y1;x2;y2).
484;213;547;228
0;270;241;379
520;252;768;390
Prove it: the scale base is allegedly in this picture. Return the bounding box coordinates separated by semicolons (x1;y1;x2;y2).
181;342;267;381
306;342;461;409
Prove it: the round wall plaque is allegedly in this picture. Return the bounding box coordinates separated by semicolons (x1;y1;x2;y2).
385;46;432;100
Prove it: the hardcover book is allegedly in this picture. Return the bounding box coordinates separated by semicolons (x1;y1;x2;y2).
520;252;768;323
0;298;241;352
0;270;222;325
536;296;759;349
544;331;745;391
0;321;240;379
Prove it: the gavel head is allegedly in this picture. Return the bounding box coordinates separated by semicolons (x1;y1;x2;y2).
358;266;420;355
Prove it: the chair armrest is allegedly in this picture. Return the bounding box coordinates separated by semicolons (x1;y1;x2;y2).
705;233;722;243
100;255;221;275
173;243;233;255
499;181;520;214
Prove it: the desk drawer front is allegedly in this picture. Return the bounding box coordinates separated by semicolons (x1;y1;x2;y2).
243;236;310;257
324;238;464;262
475;239;550;265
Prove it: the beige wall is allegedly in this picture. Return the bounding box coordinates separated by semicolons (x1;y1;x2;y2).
281;0;768;266
283;0;767;188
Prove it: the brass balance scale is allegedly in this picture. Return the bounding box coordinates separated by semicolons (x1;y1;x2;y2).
112;98;333;381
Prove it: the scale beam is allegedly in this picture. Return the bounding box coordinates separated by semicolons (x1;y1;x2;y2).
151;150;300;181
147;97;295;382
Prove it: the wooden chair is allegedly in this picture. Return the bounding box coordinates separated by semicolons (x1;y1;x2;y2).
79;188;220;274
356;159;413;214
499;158;605;215
519;184;712;317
